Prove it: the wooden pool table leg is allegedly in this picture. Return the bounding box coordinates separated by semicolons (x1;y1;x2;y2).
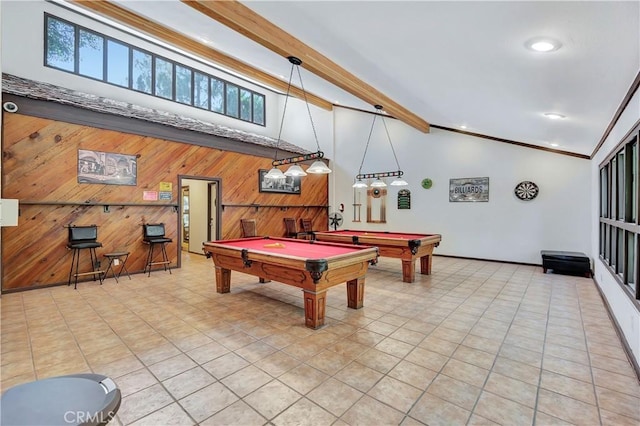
401;260;416;283
215;266;231;293
420;254;432;275
303;289;327;329
346;277;365;309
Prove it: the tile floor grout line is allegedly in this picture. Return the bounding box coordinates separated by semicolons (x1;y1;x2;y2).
398;260;508;424
70;279;202;425
4;255;638;425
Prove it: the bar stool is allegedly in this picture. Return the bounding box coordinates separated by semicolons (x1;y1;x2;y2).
67;225;104;290
143;223;172;276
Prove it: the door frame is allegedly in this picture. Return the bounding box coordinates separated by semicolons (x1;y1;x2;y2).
178;175;222;255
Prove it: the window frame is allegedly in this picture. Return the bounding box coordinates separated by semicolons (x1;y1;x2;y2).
44;13;266;126
599;123;640;301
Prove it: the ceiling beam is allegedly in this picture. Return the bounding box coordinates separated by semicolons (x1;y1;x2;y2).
182;0;430;134
67;0;333;111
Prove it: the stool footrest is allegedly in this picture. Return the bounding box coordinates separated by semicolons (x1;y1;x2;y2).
74;271;105;277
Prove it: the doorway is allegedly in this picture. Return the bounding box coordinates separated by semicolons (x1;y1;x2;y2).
179;175;221;255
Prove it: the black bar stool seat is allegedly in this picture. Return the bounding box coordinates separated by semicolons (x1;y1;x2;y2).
143;223;172;276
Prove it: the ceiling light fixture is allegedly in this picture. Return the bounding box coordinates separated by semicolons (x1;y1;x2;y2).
352;105;407;188
265;56;331;181
544;112;566;120
525;37;562;52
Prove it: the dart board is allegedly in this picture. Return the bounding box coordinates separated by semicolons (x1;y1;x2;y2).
514;181;539;201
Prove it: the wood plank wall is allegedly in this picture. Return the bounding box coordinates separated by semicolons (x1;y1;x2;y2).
1;111;329;291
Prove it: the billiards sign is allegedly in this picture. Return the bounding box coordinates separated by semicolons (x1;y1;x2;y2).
449;177;489;202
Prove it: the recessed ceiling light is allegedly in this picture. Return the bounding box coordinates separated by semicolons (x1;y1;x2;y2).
460;125;467;129
525;37;562;52
549;143;559;147
544;112;566;120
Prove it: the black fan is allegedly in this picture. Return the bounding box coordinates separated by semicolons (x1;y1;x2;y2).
328;212;343;230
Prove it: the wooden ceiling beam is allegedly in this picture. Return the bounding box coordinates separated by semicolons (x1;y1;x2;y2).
182;0;430;133
68;0;333;111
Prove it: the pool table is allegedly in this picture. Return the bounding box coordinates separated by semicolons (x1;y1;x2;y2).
313;230;442;283
202;237;378;329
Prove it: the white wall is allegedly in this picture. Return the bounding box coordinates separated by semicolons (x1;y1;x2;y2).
590;89;640;368
332;108;592;265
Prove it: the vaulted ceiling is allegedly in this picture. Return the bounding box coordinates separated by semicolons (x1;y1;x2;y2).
68;0;639;157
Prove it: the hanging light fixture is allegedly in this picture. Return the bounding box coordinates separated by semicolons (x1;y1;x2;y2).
267;56;331;181
352;105;407;188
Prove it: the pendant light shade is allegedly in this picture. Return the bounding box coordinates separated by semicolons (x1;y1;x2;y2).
284;164;307;177
390;178;408;186
307;160;332;174
370;178;387;188
265;167;286;180
352;179;368;188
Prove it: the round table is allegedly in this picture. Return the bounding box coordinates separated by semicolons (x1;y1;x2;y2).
103;251;131;282
0;373;121;426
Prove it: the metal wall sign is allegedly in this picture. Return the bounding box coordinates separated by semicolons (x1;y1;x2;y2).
449;177;489;202
397;189;411;209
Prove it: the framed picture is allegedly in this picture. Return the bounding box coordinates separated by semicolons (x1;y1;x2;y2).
258;169;301;194
449;177;489;202
78;149;137;185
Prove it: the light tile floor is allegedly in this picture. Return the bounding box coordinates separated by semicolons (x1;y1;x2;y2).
2;253;639;425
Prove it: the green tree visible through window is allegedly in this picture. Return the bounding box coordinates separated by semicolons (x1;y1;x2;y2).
253;94;264;125
226;84;239;117
79;30;104;80
194;72;209;109
155;58;173;100
176;65;192;105
132;50;152;94
46;17;75;71
211;78;224;113
44;14;266;126
240;89;252;121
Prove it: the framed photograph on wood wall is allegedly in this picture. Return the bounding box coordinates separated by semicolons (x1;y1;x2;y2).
78;149;137;185
258;169;301;194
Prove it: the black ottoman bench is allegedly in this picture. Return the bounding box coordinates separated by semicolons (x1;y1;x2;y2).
541;250;591;278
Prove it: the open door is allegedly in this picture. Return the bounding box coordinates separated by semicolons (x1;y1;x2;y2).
179;175;221;254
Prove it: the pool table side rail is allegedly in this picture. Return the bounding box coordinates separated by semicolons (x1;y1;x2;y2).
202;238;378;268
314;232;442;248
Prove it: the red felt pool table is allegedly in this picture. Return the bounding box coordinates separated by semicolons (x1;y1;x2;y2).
313;230;442;283
202;237;378;329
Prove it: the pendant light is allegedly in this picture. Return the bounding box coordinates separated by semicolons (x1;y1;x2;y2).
269;56;331;180
353;105;407;188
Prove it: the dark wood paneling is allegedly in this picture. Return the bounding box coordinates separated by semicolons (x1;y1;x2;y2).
2;112;328;291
